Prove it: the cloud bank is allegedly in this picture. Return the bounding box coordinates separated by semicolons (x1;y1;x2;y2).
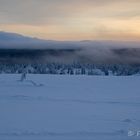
0;0;140;40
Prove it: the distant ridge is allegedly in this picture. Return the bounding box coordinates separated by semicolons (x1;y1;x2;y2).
0;31;140;49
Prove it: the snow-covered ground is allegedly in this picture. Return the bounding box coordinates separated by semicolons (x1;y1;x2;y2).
0;74;140;140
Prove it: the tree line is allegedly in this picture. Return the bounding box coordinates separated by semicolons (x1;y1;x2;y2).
0;63;140;76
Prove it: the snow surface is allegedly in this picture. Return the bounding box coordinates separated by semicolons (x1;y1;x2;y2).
0;74;140;140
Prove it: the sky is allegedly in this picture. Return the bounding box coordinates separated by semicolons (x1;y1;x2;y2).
0;0;140;41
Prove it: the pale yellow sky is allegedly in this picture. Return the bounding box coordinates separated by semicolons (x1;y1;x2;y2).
0;0;140;41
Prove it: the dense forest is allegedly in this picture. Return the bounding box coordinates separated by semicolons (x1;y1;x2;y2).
0;63;140;76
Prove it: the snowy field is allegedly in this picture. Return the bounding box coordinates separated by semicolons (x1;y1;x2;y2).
0;74;140;140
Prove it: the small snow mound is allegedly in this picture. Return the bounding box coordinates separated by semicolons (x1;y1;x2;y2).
26;80;44;87
122;119;132;123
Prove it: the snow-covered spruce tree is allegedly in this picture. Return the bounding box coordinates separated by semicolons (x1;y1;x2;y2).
20;65;27;82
